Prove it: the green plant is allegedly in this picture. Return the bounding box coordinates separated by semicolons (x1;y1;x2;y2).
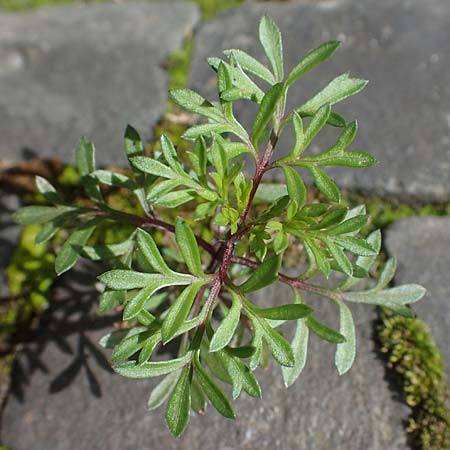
13;16;426;437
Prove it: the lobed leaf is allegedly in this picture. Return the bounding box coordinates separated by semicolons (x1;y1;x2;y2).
259;15;284;80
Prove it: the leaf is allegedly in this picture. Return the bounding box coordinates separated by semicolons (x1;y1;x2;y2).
286;41;340;86
191;375;207;414
169;88;223;122
251;83;284;146
289;112;305;159
55;220;98;275
298;73;368;115
325;215;368;235
193;353;236;419
375;257;397;290
99;270;190;290
13;206;77;225
98;290;125;314
89;170;136;189
165;365;192;437
35;176;61;204
307;165;340;202
162;283;204;344
182;123;235;141
223;49;276;84
147;371;179;411
334;301;356;375
282;166;307;209
306;315;346;343
259;16;284;80
306;151;378;168
160;134;184;174
34;221;61;244
303;239;330;277
247;310;294;367
303;103;331;150
238;255;281;293
124;125;144;158
111;328;157;363
114;352;192;379
136;229;176;276
334;236;377;257
325;238;353;277
210;291;241;352
80;240;134;261
282;317;309;387
254;183;288;203
344;284;426;306
123;283;169;321
175;218;205;277
253;304;312;321
130;157;176;179
75;136;103;202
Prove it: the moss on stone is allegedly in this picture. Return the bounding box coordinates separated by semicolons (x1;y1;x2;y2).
378;308;450;450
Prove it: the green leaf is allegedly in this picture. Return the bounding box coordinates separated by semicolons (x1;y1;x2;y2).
193;353;236;419
98;290;125;314
182;123;236;141
303;103;331;150
13;206;77;225
325;238;353;277
55;220;98;275
325;215;368;235
251;83;284;146
210;291;241;352
123;283;171;321
136;229;176;276
162;283;204;344
169;88;223;122
114;352;192;379
124;125;144;159
334;236;377;256
289;112;305;159
334;301;356;375
375;257;397;290
247;309;294;367
252;304;312;321
304;239;330;277
298;73;368;115
307;151;378;168
80;239;134;261
306;315;346;343
175;218;205;277
111;328;157;363
130;157;176;179
286;41;340;86
89;170;136;189
282;166;307;209
165;365;192;437
254;183;288;203
223;49;276;84
282;317;309;387
238;255;281;293
191;375;207;414
307;165;340;202
75;136;103;203
147;371;179;411
160;134;184;174
99;270;190;290
344;284;426;306
259;16;284;80
226;346;256;359
35;176;61;204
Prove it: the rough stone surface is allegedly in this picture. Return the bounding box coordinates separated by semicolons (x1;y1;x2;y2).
385;216;450;375
0;191;21;298
0;1;200;165
2;266;409;450
189;0;450;202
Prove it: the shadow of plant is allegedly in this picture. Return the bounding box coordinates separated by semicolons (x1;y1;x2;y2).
8;260;120;402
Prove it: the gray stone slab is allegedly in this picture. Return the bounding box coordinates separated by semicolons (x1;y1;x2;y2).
385;216;450;375
0;191;21;298
189;0;450;202
0;1;200;165
2;267;409;450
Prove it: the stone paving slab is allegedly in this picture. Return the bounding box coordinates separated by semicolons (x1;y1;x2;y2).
0;1;200;166
385;216;450;376
2;266;409;450
189;0;450;202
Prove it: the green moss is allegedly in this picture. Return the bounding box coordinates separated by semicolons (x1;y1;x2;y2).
378;308;450;450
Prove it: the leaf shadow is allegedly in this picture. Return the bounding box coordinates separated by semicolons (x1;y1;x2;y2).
8;260;120;403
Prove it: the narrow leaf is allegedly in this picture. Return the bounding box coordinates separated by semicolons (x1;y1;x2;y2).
307;165;340;202
306;315;346;343
147;371;180;411
224;49;276;84
282;165;307;209
334;301;356;375
238;255;281;293
259;16;284;80
175;218;205;277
